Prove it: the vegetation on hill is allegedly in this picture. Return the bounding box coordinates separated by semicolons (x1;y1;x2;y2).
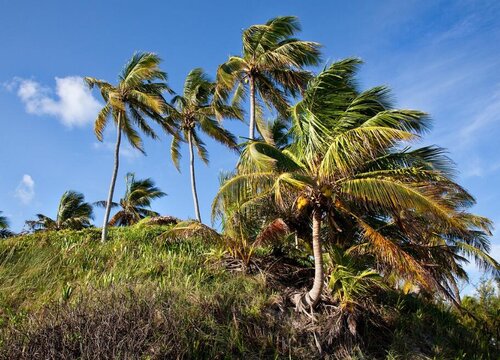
0;226;498;359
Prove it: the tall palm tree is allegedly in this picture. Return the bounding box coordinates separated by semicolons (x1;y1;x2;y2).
213;59;497;309
168;68;242;222
216;16;321;140
85;52;173;242
26;191;93;231
0;211;14;238
95;173;166;227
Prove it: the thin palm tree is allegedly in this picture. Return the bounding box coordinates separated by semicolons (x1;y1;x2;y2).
0;211;14;238
95;173;166;227
213;59;497;309
26;191;93;231
85;52;173;242
216;16;321;140
168;68;242;222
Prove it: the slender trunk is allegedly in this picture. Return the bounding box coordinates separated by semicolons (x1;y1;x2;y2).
306;209;323;307
101;114;122;242
249;75;256;140
188;132;202;222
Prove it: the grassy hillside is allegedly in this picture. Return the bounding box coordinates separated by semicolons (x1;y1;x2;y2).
0;226;497;359
0;225;300;359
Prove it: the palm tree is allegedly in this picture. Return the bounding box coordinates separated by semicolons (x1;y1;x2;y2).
0;211;14;238
95;173;166;226
26;191;93;231
0;212;8;229
168;68;242;222
216;16;321;140
213;59;497;309
85;52;173;242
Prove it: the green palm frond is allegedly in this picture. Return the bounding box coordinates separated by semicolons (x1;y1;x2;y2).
170;135;183;171
363;145;456;177
84;77;113;101
199;117;238;149
93;103;112;141
340;178;458;226
455;241;500;274
212;172;277;223
319;127;416;177
239;141;303;173
93;200;119;208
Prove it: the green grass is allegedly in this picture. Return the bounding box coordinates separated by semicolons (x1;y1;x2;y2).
0;225;299;359
0;225;267;312
0;226;497;359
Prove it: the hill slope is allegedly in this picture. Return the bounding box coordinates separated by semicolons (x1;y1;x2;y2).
0;226;497;359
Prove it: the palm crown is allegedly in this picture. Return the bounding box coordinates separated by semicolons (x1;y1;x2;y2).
169;68;241;169
216;16;321;139
85;52;173;152
26;191;93;231
96;173;166;227
0;211;14;238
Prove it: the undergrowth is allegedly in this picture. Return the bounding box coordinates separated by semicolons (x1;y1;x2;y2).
0;227;497;359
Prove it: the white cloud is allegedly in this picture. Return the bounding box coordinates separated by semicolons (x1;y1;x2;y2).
12;76;101;127
15;174;35;204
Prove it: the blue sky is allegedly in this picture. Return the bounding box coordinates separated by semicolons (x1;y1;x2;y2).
1;0;499;289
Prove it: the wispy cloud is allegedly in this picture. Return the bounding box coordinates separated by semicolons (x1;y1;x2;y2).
459;90;500;142
8;76;101;127
372;3;500;156
461;156;500;179
15;174;35;204
92;141;141;161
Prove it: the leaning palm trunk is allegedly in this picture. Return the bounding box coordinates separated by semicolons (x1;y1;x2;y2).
188;132;202;222
249;75;256;140
101;116;122;242
305;209;323;307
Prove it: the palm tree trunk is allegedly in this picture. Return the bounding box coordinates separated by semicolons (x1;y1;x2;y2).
188;132;202;222
249;75;256;140
101;115;121;242
306;209;323;307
